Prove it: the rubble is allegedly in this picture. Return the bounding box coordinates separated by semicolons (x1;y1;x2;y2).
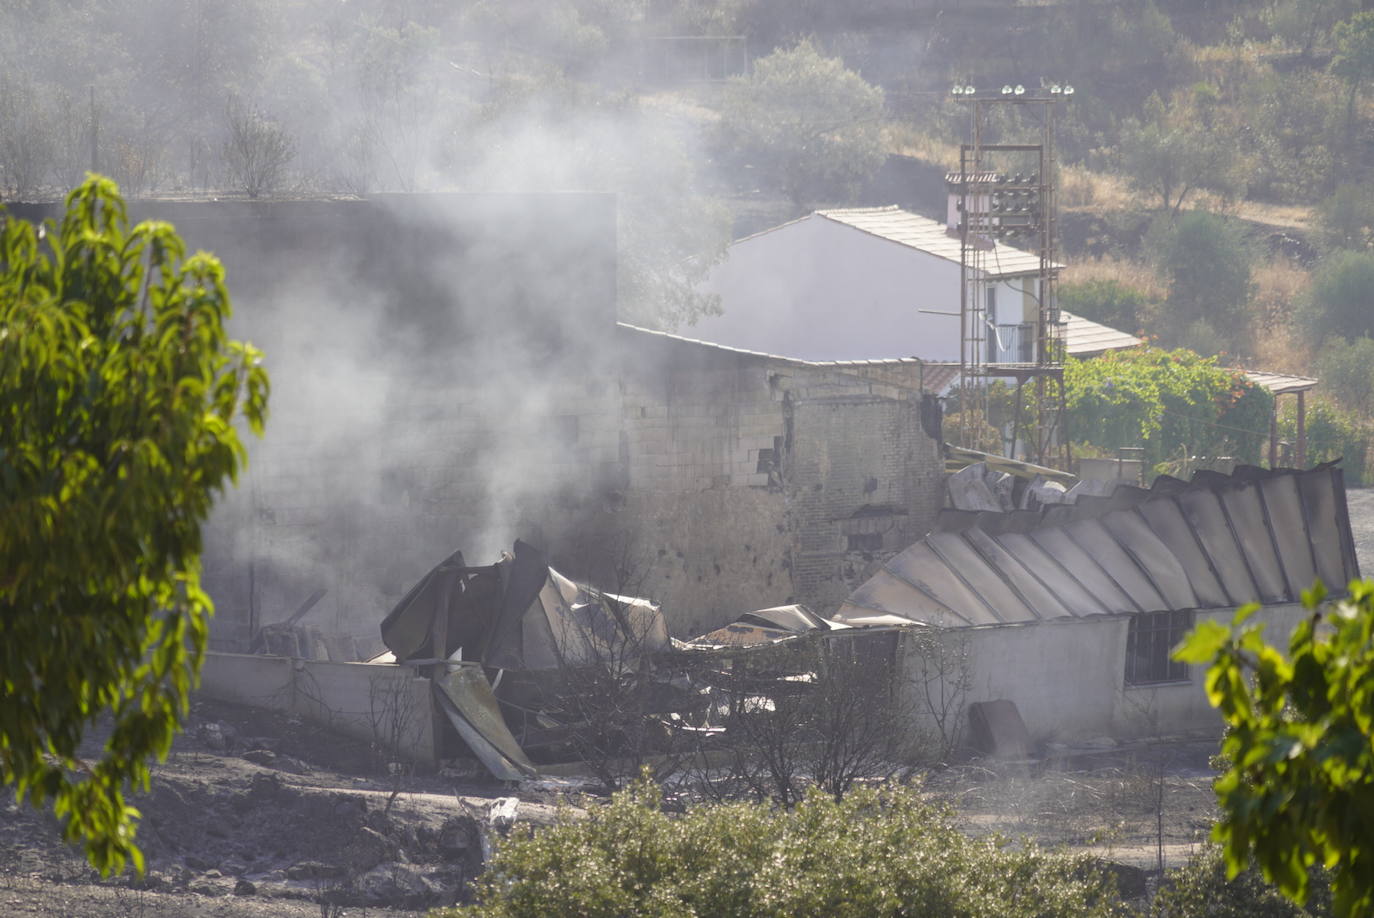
371;540;906;780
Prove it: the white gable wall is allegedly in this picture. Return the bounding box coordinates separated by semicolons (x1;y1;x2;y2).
687;215;1042;363
689;215;966;362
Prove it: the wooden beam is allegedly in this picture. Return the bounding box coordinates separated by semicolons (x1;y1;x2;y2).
1297;390;1307;469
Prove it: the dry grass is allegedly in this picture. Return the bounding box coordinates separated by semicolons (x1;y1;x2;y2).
1251;257;1311;326
1060;255;1168;302
1248;257;1315;373
886;124;960;168
1059;164;1135;212
1187;188;1314;231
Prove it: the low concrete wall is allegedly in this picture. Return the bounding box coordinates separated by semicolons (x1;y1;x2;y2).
199;652;435;765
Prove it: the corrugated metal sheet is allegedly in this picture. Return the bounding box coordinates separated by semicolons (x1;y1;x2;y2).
837;464;1359;627
1241;370;1319;395
1060;310;1143;356
816;206;1052;277
615;322;953;391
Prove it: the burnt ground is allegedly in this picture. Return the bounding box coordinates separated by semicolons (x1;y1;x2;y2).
0;698;569;917
1;699;1220;916
3;489;1370;915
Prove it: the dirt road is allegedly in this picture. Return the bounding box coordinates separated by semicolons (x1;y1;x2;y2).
1346;488;1374;575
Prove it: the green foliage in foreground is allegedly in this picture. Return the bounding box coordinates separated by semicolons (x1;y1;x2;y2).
0;176;268;874
1064;347;1272;472
1152;845;1331;918
441;777;1121;918
1174;581;1374;918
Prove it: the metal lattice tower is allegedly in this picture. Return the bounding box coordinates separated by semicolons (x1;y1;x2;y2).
952;85;1071;469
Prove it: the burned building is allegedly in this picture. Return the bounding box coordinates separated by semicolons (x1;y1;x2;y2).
5;194;946;649
839;462;1361;742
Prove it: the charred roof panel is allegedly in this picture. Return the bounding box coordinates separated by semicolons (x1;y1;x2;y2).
1174;488;1260;606
1257;473;1318;597
990;531;1104;619
1099;510;1197;611
1217;485;1289;603
1135;498;1229;608
963;528;1069;620
837;466;1358;628
1030;526;1138;614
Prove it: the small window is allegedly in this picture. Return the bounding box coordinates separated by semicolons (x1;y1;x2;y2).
756;448;774;473
1125;610;1192;685
847;532;884;552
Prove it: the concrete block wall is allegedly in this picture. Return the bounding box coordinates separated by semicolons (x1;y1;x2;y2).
785;382;944;612
206;338;946;647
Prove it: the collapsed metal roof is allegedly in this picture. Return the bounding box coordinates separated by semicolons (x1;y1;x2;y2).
836;464;1360;629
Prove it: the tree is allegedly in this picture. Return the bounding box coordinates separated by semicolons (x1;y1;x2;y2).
1120;91;1244;215
1173;581;1374;918
1330;12;1374;175
0;71;56;200
1058;278;1150;333
222;99;295;198
1316;184;1374;252
1303;250;1374;341
718;39;885;210
1314;336;1374;415
1262;0;1359;59
0;176;269;874
1146;210;1253;338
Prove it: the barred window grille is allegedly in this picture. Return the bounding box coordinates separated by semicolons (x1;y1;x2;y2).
1125;609;1193;685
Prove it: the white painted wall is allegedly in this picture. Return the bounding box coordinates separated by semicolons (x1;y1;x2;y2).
903;603;1310;747
199;651;437;764
687;216;966;362
686;216;1043;363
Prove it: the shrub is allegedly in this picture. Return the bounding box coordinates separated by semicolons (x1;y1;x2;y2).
1302;250;1374;341
1314;336;1374;415
1058;278;1150;333
1276;396;1370;483
1152;845;1332;918
442;776;1121;918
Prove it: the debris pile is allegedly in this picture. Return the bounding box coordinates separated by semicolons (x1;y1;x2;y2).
374;541;905;779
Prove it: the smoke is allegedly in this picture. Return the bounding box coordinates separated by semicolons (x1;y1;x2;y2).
0;1;745;642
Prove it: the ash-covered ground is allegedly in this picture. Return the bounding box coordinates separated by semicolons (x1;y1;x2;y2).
0;699;567;917
3;488;1369;916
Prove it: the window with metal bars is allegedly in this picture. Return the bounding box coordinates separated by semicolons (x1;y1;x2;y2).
1124;609;1193;685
